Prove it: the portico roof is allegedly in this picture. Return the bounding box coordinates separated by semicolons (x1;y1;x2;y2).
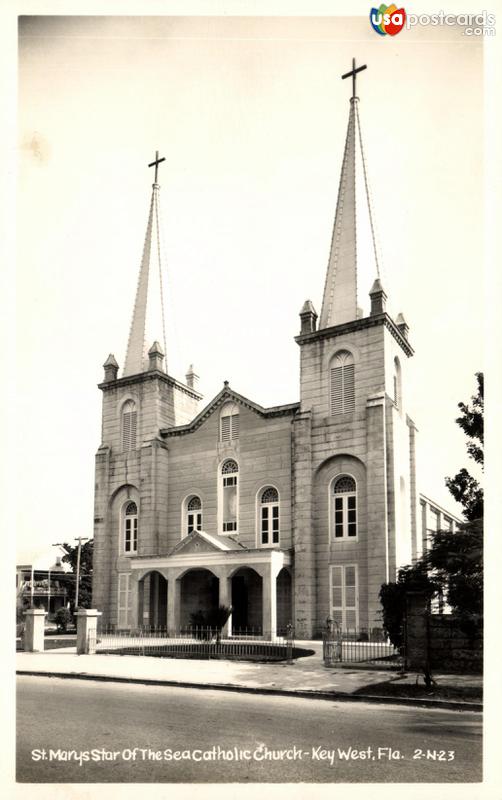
129;541;292;576
168;529;247;555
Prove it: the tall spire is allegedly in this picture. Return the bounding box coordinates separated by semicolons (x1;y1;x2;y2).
123;152;168;376
319;99;357;328
320;58;380;330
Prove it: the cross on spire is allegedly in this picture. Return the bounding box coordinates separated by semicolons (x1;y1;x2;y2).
341;57;367;100
148;150;166;184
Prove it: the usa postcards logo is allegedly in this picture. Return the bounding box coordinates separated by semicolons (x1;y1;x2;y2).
370;4;407;35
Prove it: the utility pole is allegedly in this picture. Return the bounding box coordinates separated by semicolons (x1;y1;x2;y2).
52;542;66;614
74;537;89;610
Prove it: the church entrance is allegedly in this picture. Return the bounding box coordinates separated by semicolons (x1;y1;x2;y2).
231;568;262;634
138;571;167;629
180;568;219;629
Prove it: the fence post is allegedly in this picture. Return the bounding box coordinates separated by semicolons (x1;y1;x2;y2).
76;609;102;655
286;622;294;664
22;608;46;652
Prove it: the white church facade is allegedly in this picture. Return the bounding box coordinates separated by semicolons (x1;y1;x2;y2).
92;64;460;638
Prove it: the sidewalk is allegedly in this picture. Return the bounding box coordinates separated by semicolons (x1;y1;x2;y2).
16;642;482;711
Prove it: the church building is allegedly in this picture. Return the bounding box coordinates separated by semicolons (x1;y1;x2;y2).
92;61;459;638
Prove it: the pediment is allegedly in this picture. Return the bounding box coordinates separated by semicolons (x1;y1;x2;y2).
161;384;299;438
168;530;245;556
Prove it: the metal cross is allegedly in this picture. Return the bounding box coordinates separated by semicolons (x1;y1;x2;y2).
341;57;367;99
148;150;166;183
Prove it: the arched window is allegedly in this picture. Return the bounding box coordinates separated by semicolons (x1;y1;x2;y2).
393;356;402;409
124;501;138;554
221;459;238;533
186;495;202;535
260;486;279;546
332;475;357;539
122;400;137;451
330;351;355;415
220;402;239;442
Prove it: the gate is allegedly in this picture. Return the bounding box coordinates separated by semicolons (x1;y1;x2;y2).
322;618;402;669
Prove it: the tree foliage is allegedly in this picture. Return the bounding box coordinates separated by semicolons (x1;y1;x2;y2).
379;563;439;648
60;540;93;610
445;372;483;521
424;519;483;638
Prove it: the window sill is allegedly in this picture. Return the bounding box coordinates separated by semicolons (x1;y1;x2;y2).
330;537;359;544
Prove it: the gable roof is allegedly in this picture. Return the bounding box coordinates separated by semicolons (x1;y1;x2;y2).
161;383;299;438
168;529;248;556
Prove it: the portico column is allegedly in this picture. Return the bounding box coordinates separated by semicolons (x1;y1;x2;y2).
167;570;181;635
218;573;233;636
261;564;277;640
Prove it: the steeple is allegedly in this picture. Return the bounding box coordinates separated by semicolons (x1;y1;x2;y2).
123;152;168;377
319;58;381;330
319;99;357;328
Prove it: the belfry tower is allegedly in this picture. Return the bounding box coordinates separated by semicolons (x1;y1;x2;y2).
293;60;420;635
92;154;202;620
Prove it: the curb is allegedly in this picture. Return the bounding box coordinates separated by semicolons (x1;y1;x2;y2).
16;670;483;712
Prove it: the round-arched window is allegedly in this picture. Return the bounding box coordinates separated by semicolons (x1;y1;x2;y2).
124;501;138;553
186;495;202;535
220;402;239;442
330;351;355;415
221;460;238;533
332;476;357;538
260;486;280;546
122;400;137;451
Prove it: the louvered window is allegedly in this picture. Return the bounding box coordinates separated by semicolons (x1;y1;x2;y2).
221;459;238;533
332;476;357;539
330;565;358;631
330;351;355;414
186;495;203;534
124;501;138;554
260;486;280;546
117;573;132;628
122;400;137;451
220;402;239;441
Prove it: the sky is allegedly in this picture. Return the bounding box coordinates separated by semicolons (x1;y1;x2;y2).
15;12;486;565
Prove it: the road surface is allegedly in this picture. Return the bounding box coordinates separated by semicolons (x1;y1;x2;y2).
17;675;482;783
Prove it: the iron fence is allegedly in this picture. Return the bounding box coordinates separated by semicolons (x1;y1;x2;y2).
88;624;295;662
322;624;401;669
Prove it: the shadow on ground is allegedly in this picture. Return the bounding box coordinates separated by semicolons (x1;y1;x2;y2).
352;675;483;702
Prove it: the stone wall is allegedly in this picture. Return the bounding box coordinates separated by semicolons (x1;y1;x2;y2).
406;592;482;674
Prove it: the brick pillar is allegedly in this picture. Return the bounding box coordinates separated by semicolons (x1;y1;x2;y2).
23;609;46;652
405;591;429;671
76;609;102;655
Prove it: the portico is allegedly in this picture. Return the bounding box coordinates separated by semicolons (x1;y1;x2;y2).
130;530;293;638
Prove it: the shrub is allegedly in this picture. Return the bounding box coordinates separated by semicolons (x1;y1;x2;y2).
55;607;73;633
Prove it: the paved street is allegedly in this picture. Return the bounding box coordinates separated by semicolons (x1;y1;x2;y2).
17;675;481;783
